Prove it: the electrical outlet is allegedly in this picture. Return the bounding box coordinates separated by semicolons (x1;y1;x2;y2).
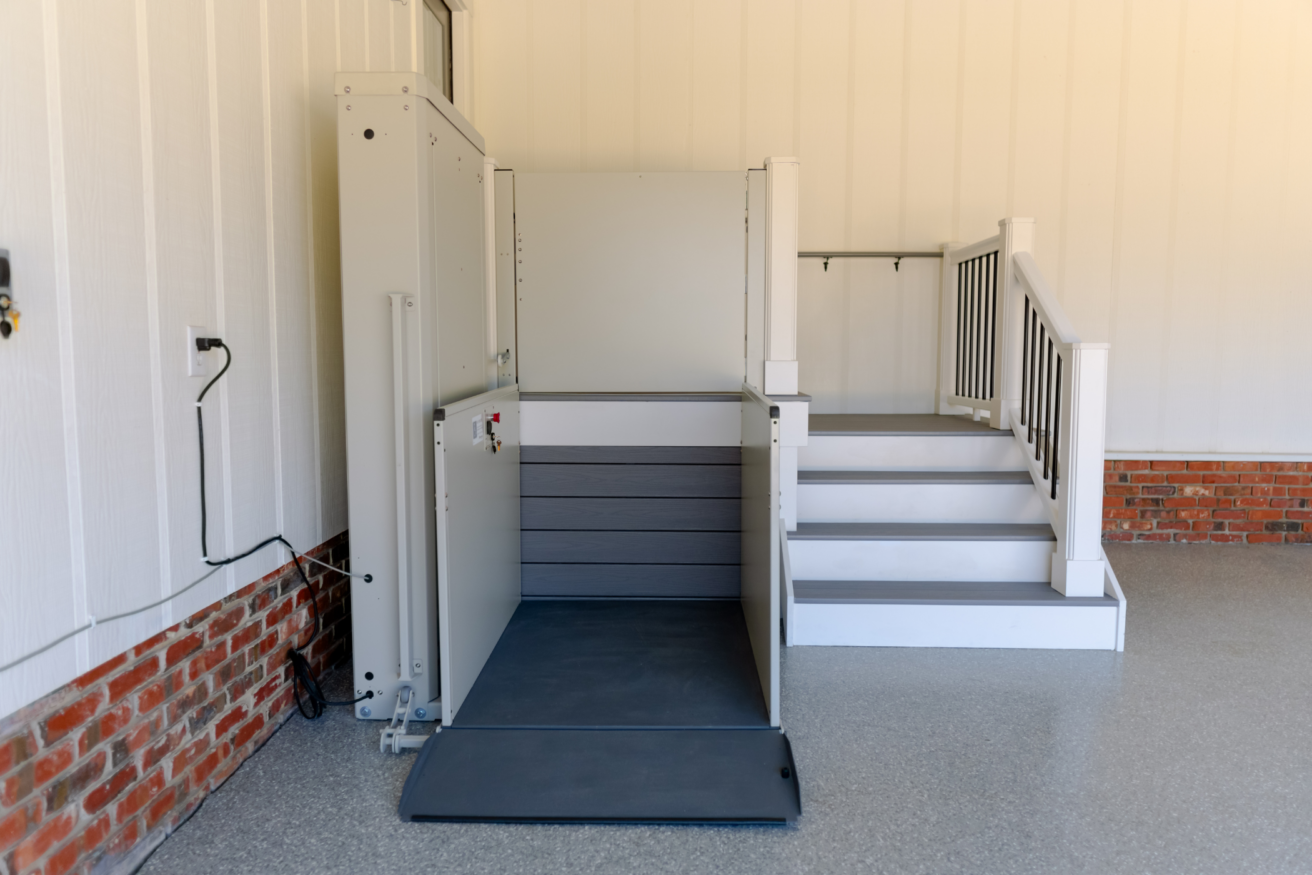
187;326;208;377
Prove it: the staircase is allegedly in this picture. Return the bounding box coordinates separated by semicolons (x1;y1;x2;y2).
784;414;1124;650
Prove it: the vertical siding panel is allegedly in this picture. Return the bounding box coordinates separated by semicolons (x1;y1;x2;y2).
581;0;637;171
56;0;164;665
1278;1;1312;450
1157;0;1238;452
0;0;81;714
1218;0;1301;452
797;259;847;413
1055;0;1123;344
142;0;227;621
213;0;280;586
1009;0;1071;273
473;0;529;169
308;0;348;537
689;0;740;171
636;0;694;170
1104;0;1181;453
339;0;366;71
955;0;1015;244
527;0;583;171
847;0;905;249
268;0;319;551
368;0;390;72
900;0;960;249
796;0;849;250
742;0;795;166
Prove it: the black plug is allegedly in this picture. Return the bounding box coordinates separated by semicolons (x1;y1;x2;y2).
195;337;224;351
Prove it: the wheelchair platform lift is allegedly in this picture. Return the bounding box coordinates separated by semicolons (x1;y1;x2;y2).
336;71;802;823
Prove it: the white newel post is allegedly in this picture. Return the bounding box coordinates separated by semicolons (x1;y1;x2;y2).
936;242;962;416
483;156;499;391
763;157;799;395
1051;343;1110;597
995;217;1034;431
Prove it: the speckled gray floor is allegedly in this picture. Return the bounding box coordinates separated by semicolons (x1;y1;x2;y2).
140;545;1312;875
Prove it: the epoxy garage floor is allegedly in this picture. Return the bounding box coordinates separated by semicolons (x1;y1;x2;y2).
140;545;1312;875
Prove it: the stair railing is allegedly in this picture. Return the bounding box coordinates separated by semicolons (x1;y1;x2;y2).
937;234;1003;424
939;219;1110;598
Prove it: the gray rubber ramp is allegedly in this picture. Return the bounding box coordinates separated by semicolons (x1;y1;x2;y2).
398;728;800;823
453;600;769;728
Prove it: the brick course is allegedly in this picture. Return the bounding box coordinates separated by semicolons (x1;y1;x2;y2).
1104;461;1312;544
0;532;351;875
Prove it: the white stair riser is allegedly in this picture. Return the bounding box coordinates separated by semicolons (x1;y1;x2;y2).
791;603;1119;649
798;483;1048;524
788;539;1053;583
800;435;1029;471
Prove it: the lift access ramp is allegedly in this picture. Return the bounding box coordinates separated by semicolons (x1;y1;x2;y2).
398;386;798;823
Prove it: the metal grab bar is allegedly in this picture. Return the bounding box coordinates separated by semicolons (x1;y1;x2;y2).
389;293;414;683
799;251;944;272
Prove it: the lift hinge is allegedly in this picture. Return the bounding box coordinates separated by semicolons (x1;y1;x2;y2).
380;687;436;754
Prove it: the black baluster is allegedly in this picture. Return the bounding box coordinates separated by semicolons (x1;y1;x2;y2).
988;252;998;399
1051;354;1062;500
1021;297;1031;427
1042;335;1053;476
956;262;964;397
1023;309;1033;446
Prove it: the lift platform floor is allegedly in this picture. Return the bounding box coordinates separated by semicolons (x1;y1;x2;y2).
398;599;800;824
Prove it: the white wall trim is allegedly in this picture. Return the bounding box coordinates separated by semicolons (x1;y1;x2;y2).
134;0;174;627
1105;452;1312;463
42;0;90;674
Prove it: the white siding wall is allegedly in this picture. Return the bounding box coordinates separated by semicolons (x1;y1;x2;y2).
465;0;1312;455
0;0;421;718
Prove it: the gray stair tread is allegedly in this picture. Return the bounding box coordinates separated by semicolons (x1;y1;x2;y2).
793;579;1116;606
790;522;1055;541
798;470;1033;485
809;414;1012;437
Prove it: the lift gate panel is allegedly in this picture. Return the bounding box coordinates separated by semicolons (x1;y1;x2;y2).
433;387;522;725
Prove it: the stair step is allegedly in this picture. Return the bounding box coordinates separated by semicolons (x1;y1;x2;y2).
798;470;1032;485
789;522;1055;541
787;523;1055;583
788;598;1119;649
808;413;1011;437
793;579;1114;606
800;416;1029;472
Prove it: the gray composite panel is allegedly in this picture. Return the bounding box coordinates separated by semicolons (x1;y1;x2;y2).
520;445;742;597
793;579;1118;605
808;413;1013;436
522;531;741;565
521;565;740;598
522;498;740;531
521;464;741;497
790;522;1057;541
520;445;742;465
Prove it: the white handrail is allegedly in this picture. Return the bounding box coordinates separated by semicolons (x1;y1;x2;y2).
941;220;1110;599
1014;252;1078;343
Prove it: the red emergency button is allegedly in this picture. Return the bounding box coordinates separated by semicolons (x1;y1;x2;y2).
491;413;500;422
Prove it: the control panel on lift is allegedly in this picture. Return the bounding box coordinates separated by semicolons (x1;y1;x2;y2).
474;412;503;453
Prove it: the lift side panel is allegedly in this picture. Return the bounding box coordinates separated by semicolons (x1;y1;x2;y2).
741;385;780;726
494;169;517;387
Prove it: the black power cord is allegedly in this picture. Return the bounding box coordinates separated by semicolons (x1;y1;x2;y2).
195;338;372;719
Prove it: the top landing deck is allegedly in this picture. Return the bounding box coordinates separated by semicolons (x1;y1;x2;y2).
808;413;1011;437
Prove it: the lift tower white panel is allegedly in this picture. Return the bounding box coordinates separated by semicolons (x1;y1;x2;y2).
336;72;493;716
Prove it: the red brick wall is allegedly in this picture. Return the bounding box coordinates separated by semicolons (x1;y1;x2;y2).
1104;461;1312;544
0;533;352;875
